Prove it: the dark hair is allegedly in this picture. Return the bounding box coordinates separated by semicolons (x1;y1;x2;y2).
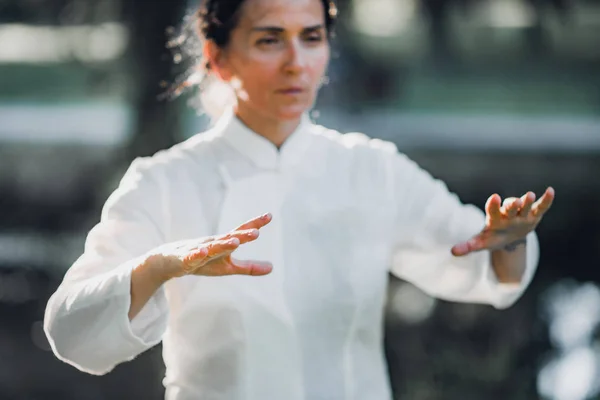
198;0;337;49
164;0;337;114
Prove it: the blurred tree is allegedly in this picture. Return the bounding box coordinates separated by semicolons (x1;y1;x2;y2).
420;0;455;62
0;0;69;24
524;0;574;55
121;0;187;160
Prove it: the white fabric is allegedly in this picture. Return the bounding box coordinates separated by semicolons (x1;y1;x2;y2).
44;108;539;400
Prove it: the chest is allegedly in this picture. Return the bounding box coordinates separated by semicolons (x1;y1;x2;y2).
165;166;395;324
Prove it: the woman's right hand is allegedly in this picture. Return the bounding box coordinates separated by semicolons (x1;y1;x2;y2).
156;213;274;281
129;213;274;320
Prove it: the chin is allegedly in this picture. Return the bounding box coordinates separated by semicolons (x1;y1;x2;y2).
272;103;313;121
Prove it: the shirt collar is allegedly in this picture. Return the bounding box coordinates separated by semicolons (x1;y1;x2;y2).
213;108;314;170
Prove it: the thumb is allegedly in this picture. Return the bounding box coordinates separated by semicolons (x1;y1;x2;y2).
451;241;471;257
451;235;485;257
231;260;273;276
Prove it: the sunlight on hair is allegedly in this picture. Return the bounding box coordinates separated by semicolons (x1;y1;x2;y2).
537;280;600;400
197;74;236;121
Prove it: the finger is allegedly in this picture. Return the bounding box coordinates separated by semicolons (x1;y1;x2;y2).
451;235;486;257
221;229;260;245
204;238;240;259
502;197;522;218
234;213;272;231
519;192;536;216
183;247;209;270
532;187;555;217
485;194;503;220
229;259;273;276
198;235;216;244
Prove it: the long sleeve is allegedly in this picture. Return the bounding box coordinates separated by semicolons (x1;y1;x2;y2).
44;157;170;375
389;152;539;310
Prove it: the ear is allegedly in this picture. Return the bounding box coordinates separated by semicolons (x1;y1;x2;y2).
203;40;233;82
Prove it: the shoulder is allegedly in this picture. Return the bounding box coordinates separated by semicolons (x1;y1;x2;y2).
309;123;431;188
314;123;428;173
311;123;398;156
108;129;222;212
103;127;223;221
123;128;222;184
309;123;400;170
307;124;408;201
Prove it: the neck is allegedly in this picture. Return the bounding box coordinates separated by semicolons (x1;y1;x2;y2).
234;106;302;149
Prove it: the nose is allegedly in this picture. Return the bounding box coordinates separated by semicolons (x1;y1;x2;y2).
283;39;307;75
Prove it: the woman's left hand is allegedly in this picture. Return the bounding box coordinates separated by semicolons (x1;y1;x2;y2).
451;187;555;257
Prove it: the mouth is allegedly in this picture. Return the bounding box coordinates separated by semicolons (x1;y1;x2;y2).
276;87;305;95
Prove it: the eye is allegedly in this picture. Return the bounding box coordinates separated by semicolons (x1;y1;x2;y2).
303;30;325;43
256;36;279;46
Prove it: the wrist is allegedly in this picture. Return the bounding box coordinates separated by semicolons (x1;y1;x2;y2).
502;237;527;252
491;238;528;284
128;253;171;321
139;253;173;286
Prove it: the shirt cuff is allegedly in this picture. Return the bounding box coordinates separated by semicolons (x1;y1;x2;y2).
113;257;169;348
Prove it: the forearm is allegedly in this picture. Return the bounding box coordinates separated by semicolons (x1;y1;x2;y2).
490;238;528;284
44;254;170;374
129;254;170;320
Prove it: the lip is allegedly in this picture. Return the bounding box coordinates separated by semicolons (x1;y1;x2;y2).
276;87;305;94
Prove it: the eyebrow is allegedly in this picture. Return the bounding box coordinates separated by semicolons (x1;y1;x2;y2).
251;24;325;33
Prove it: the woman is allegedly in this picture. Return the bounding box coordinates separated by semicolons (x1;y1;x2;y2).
44;0;555;399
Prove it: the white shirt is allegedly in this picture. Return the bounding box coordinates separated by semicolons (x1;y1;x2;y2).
44;109;539;400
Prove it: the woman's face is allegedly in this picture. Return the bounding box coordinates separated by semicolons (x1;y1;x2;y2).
210;0;330;121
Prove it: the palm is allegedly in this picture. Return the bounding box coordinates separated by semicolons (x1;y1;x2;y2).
189;214;274;276
452;187;555;256
198;254;239;276
163;213;274;278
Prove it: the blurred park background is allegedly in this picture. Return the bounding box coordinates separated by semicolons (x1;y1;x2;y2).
1;0;599;399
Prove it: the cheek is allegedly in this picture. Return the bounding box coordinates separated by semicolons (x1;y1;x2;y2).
241;68;278;100
235;58;278;88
